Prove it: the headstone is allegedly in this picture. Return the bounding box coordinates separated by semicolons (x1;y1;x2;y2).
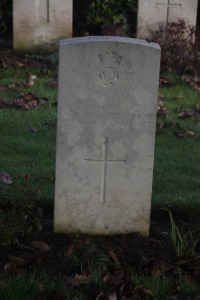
54;36;160;236
13;0;72;50
137;0;198;39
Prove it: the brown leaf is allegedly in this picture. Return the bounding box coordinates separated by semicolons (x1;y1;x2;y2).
12;98;24;107
157;100;164;108
37;97;48;106
15;61;25;68
103;274;112;283
175;130;195;138
178;109;194;118
96;292;117;300
158;93;165;99
157;106;168;117
30;241;51;252
21;92;36;101
3;262;22;274
196;102;200;112
64;239;84;256
173;95;183;100
21;100;38;110
48;80;58;89
8;83;17;89
144;289;154;296
7;255;26;266
26;127;37;133
109;251;119;265
159;77;174;87
65;243;76;256
64;274;89;286
74;273;89;284
27;100;38;109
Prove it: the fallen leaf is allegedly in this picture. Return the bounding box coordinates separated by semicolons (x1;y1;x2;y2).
48;80;58;89
0;171;12;184
144;288;154;296
64;239;84;256
3;262;22;274
174;131;195;138
74;273;89;284
173;95;183;100
8;83;17;89
157;106;168;117
26;73;37;86
109;251;119;265
64;274;89;287
21;103;31;110
196;102;200;112
0;99;7;108
21;92;36;101
37;97;48;106
158;93;165;99
12;98;24;107
159;77;174;87
21;100;38;110
26;127;37;133
30;241;51;252
103;274;112;283
7;255;26;266
15;61;25;68
157;100;164;108
178;109;194;118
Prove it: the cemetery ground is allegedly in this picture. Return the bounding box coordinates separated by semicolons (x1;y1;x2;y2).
0;49;200;300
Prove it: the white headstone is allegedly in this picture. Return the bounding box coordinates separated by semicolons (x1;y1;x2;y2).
13;0;72;50
137;0;198;39
54;36;161;236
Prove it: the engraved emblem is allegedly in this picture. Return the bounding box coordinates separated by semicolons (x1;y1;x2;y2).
86;50;134;98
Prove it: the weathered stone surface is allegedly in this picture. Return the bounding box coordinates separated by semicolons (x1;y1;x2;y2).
54;36;160;236
13;0;72;50
137;0;198;39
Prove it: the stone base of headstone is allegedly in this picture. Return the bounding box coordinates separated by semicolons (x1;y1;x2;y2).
13;0;72;50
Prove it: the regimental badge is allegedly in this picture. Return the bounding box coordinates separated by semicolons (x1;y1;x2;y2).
85;50;134;99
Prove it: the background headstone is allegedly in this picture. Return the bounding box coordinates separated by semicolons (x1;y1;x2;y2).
54;36;160;236
137;0;198;39
13;0;72;50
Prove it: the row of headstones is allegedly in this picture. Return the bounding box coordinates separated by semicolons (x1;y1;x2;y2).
14;0;198;49
13;1;197;236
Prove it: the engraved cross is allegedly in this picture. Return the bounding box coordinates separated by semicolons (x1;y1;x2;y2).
47;0;50;23
84;137;126;204
156;0;181;24
37;0;50;23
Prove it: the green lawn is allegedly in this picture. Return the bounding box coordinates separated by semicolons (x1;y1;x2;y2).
1;64;200;217
153;76;200;220
0;64;57;202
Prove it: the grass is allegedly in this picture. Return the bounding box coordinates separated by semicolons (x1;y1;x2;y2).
152;75;200;220
0;65;57;202
1;271;200;300
161;209;200;258
1;65;200;216
0;274;62;300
